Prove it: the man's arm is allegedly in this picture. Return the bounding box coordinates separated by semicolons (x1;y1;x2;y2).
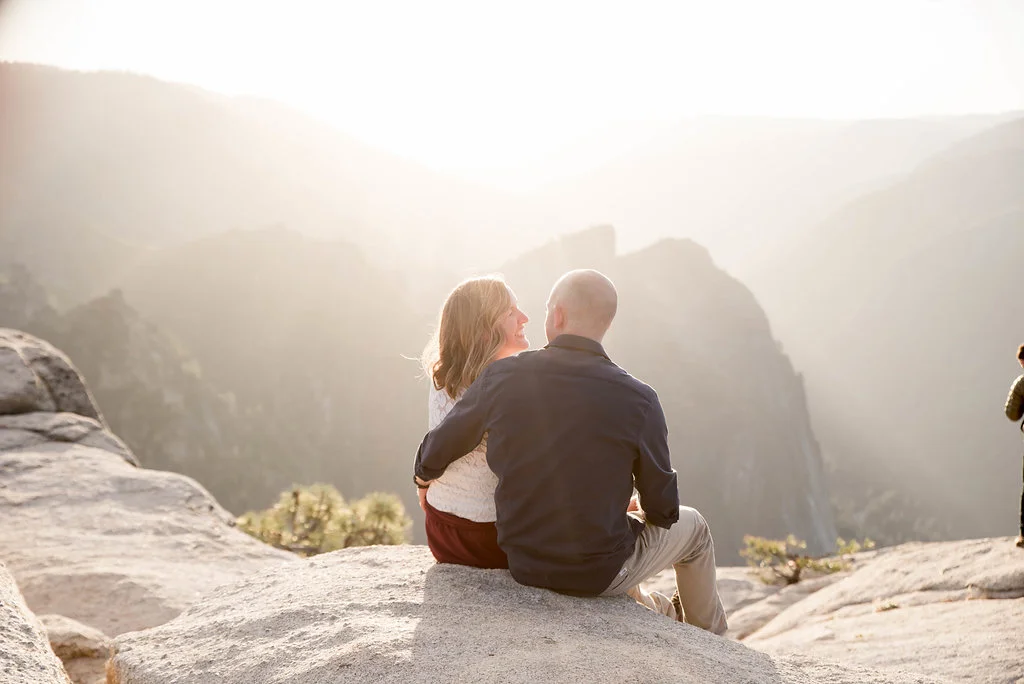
634;396;680;529
1006;375;1024;422
414;370;493;482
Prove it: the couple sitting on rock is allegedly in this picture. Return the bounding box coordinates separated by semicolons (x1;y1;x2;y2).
413;269;728;635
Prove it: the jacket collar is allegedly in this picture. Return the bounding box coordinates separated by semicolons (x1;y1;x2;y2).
544;334;610;361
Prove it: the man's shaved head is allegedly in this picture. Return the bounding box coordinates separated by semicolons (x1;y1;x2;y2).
545;269;618;343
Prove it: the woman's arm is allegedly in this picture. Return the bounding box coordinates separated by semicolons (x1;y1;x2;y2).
414;371;493;482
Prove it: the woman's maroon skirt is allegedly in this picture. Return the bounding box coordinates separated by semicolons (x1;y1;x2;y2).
423;499;508;569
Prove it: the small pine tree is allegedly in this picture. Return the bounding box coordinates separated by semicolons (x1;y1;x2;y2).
835;536;875;556
237;484;411;557
740;534;868;585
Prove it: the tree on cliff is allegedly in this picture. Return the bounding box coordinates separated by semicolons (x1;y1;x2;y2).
740;534;874;584
237;484;411;556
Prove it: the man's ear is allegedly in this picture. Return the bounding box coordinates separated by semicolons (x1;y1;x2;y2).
554;304;566;330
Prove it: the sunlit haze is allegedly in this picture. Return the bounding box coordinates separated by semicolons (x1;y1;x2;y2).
3;1;1024;670
2;0;1023;188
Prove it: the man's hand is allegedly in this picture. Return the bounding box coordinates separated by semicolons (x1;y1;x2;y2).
627;494;643;515
415;476;432;512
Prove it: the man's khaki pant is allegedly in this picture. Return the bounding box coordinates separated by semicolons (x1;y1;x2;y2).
600;506;728;635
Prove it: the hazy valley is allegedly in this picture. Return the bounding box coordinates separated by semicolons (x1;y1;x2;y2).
2;61;1023;558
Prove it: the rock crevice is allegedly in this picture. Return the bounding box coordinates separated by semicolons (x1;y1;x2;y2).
0;561;71;684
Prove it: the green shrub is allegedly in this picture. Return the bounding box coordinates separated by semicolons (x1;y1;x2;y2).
237;484;411;557
740;534;873;585
835;536;876;556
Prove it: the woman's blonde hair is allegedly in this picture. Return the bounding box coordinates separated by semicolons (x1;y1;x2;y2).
422;276;514;399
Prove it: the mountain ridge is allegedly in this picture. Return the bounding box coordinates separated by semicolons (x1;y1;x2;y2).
744;114;1024;539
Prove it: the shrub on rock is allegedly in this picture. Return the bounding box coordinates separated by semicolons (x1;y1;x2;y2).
740;535;873;585
237;484;411;556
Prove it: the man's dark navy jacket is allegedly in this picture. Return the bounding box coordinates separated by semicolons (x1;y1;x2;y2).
414;334;679;595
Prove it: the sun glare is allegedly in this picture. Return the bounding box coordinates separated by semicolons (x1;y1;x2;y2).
1;0;1022;186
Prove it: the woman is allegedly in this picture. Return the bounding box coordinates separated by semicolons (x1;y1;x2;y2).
418;275;529;568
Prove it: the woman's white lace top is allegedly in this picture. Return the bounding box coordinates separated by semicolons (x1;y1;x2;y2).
424;385;498;522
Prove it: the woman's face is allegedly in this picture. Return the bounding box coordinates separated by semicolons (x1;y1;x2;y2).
495;291;530;359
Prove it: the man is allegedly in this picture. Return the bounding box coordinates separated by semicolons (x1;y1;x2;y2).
1004;343;1024;549
414;269;727;634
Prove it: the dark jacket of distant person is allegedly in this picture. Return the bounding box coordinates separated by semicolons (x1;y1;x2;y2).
1006;376;1024;431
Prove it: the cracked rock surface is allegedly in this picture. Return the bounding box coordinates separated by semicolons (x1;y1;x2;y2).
744;538;1024;682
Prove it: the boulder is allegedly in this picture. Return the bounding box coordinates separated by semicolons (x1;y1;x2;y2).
108;545;940;684
0;442;295;636
0;412;134;464
0;329;103;424
745;538;1024;683
39;614;111;684
0;329;295;636
0;329;136;466
0;561;70;684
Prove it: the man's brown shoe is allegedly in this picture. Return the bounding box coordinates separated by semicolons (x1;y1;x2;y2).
1015;534;1024;548
670;590;684;622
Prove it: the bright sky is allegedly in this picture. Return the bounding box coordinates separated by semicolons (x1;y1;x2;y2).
2;0;1023;185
